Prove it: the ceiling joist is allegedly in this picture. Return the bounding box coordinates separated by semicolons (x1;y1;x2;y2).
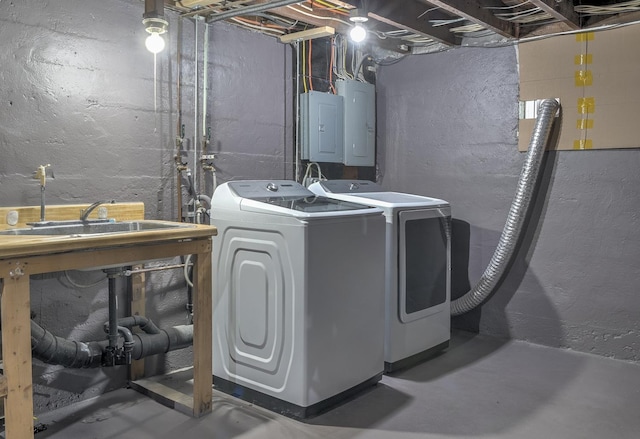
422;0;516;37
344;0;458;46
527;0;581;30
170;1;640;51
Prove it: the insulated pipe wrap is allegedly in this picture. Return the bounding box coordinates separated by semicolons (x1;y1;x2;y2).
451;99;560;316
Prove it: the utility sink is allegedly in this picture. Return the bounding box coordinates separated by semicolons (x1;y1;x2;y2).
0;220;194;236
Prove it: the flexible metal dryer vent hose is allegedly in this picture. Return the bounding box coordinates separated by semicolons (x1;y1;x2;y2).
451;98;560;316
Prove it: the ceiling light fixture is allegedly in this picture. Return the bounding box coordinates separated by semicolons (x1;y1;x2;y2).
349;5;368;43
143;0;168;54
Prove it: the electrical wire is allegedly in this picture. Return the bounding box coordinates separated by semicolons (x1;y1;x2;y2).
285;4;352;26
302;38;308;92
329;36;336;94
308;39;313;91
460;19;640;47
184;254;194;288
230;17;286;35
575;1;640;15
450;23;487;33
483;1;531;10
304;0;349;15
301;162;326;187
64;271;107;288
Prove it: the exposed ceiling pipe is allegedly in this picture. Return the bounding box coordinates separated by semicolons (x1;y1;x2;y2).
451;98;560;316
205;0;304;23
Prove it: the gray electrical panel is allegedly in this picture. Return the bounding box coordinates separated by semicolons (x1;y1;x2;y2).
300;91;344;163
337;80;376;167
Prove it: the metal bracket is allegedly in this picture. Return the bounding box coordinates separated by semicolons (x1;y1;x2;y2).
9;262;26;279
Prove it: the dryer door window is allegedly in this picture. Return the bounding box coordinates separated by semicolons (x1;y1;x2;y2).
398;209;450;323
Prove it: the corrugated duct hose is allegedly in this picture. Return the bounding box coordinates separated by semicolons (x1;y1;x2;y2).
451;98;560;316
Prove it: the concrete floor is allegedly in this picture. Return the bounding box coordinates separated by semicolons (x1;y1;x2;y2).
26;331;640;439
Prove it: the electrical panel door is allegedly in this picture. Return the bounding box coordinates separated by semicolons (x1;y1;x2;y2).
300;91;344;163
337;80;375;167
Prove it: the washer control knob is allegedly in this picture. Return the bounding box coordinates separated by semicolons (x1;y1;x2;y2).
266;182;279;192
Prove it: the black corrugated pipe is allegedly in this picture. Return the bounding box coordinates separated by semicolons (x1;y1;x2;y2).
451;98;560;316
109;315;161;334
31;319;194;368
30;320;105;368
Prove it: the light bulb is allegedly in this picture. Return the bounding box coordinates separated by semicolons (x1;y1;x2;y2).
145;32;165;54
350;24;367;43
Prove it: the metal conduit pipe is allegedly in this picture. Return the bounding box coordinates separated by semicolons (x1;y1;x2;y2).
31;320;194;368
451;98;560;316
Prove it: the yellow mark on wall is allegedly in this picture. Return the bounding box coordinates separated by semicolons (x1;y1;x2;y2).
577;119;594;130
573;139;593;150
575;70;593;86
576;32;595;42
574;54;593;65
578;97;595;114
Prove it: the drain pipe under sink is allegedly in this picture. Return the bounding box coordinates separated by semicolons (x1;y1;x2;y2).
451;98;560;316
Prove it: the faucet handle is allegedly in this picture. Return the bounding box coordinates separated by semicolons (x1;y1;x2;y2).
34;164;53;187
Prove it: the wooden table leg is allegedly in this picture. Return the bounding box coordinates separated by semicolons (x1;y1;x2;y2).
1;264;35;439
191;240;212;417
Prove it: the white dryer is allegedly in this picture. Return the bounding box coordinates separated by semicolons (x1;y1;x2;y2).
309;180;451;372
210;180;385;418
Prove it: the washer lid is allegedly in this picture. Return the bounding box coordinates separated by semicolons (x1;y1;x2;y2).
315;179;383;194
309;180;448;209
225;180;383;218
240;196;382;218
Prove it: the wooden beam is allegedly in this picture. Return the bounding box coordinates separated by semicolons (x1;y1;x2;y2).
179;0;219;7
279;25;335;43
527;0;580;30
269;3;353;35
362;0;458;46
586;10;640;28
272;1;457;47
1;275;35;439
422;0;516;38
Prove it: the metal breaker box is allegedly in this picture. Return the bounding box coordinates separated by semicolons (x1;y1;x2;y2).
300;91;344;163
337;80;375;167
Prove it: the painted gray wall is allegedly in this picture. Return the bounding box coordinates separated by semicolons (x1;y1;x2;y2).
0;0;292;412
377;45;640;362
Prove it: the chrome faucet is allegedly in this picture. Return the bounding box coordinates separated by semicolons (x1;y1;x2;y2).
80;200;115;222
34;164;53;221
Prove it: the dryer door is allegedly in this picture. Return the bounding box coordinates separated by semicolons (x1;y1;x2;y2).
398;208;450;323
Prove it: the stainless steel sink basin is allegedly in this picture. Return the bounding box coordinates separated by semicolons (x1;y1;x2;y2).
0;220;193;236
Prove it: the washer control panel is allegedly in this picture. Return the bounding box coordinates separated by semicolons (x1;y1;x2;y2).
228;180;314;199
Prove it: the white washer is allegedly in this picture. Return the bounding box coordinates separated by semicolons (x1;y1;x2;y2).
211;180;386;418
309;180;451;372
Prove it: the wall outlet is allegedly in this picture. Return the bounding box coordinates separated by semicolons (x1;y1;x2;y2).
6;210;18;226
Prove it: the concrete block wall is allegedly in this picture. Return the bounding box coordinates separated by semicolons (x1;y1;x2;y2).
0;0;292;412
376;45;640;362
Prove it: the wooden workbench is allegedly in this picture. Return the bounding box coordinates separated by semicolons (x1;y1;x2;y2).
0;219;217;439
